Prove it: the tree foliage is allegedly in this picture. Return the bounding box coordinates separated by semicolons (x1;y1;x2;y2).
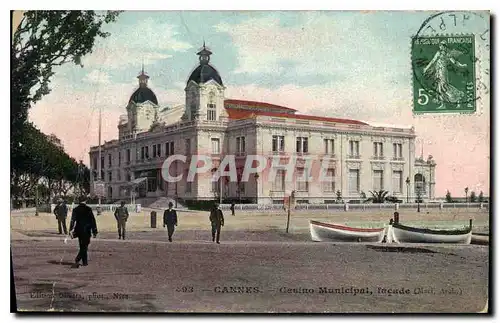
469;191;476;203
365;190;390;203
478;191;484;203
11;11;120;206
11;123;91;206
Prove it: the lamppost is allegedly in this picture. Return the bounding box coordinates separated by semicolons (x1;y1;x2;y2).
405;177;410;203
465;187;469;204
416;187;422;213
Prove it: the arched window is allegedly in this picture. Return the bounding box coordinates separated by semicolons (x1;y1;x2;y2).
414;173;426;194
207;91;216;121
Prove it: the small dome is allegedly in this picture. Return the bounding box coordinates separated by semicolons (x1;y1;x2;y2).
187;64;223;86
129;87;158;105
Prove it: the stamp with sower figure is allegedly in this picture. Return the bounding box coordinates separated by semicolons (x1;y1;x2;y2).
411;11;489;115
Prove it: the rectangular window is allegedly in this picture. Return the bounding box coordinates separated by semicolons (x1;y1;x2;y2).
108;171;112;182
349;141;360;157
100;170;105;181
117;170;121;181
152;145;157;158
141;147;145;160
127;173;131;181
324;139;334;155
272;135;285;152
296;137;308;153
392;171;403;194
348;169;360;193
101;156;105;169
93;157;98;170
185;139;191;154
236;136;246;153
322;168;335;192
157;143;161;157
296;168;309;191
211;138;220;154
373;170;384;191
207;103;216;121
118;151;121;166
108;154;112;167
393;143;403;159
165;142;174;156
273;169;286;191
373;142;383;158
145;146;149;159
126;149;131;163
185;181;192;193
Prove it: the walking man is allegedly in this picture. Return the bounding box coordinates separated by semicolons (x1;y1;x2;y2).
114;201;129;240
53;199;68;235
209;203;224;244
163;202;178;242
230;202;235;216
69;196;98;267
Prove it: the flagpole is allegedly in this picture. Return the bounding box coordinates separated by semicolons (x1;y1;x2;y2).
98;104;102;214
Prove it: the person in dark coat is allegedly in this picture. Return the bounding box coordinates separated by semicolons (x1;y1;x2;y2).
163;202;178;242
53;199;68;234
69;196;98;267
209;203;224;244
114;201;129;240
230;202;235;216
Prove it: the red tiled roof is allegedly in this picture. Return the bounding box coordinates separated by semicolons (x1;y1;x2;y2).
225;108;368;125
224;99;296;112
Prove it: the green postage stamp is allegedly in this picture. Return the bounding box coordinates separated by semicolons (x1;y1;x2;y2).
412;35;476;114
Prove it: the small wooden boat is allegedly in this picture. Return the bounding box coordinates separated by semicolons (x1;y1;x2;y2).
309;220;386;242
388;223;472;244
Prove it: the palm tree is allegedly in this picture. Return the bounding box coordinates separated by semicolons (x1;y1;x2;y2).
365;190;390;203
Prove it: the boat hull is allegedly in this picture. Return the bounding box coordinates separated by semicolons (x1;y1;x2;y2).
309;221;386;242
389;224;472;244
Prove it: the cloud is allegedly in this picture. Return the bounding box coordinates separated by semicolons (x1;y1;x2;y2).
83;69;111;84
214;13;404;79
82;17;190;70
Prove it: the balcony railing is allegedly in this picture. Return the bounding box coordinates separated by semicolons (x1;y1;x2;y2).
392;157;405;161
347;155;361;160
371;156;385;160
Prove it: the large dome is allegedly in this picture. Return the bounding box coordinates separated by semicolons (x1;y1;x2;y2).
187;64;223;86
129;87;158;105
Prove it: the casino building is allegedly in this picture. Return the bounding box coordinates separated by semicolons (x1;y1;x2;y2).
89;44;436;205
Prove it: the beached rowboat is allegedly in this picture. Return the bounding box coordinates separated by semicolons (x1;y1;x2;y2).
388;223;472;244
309;220;386;242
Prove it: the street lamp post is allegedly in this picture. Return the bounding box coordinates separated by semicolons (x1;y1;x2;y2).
465;187;469;204
405;177;410;203
416;188;421;213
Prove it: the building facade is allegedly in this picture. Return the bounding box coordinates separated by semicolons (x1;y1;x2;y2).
89;44;436;205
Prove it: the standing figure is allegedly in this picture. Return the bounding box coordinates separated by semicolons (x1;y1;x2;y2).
53;199;68;235
423;41;468;109
69;196;98;267
163;202;178;242
114;201;129;240
230;202;235;216
209;203;224;244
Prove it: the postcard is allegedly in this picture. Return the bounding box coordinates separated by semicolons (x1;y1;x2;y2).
11;10;490;313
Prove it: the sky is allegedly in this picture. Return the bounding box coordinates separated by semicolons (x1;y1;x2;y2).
27;11;490;197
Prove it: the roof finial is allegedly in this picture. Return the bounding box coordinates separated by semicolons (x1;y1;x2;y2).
203;38;206;49
141;59;144;74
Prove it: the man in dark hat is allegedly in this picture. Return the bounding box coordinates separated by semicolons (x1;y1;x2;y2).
114;201;129;240
69;196;98;267
209;203;224;244
163;202;178;242
53;198;68;235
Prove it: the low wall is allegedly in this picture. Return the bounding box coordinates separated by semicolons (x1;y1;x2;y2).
219;202;488;212
51;204;142;213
